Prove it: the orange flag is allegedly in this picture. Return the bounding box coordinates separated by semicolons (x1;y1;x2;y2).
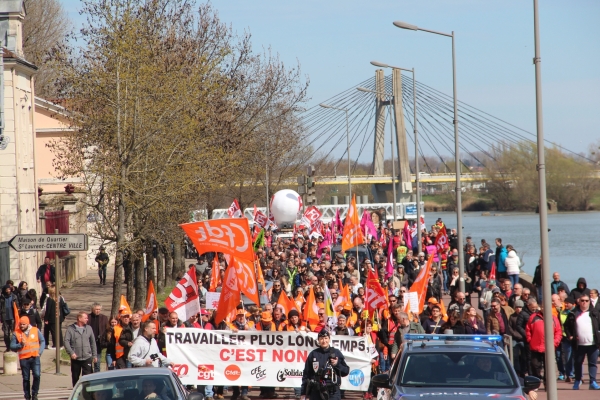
119;295;132;316
408;255;434;314
334;279;350;312
303;287;320;328
230;257;260;306
215;264;242;324
439;296;448;321
276;291;298;316
13;299;20;324
209;256;221;292
142;280;158;322
341;195;365;253
181;219;254;263
256;259;266;291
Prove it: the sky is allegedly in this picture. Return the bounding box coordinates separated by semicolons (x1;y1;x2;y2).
59;0;600;161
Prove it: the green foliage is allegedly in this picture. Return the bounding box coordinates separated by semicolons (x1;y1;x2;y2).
483;142;600;211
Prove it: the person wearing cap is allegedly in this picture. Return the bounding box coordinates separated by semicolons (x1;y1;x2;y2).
94;246;110;285
284;310;306;332
114;312;131;368
229;309;251;400
255;311;276;331
11;316;45;400
508;299;525;376
301;330;349;400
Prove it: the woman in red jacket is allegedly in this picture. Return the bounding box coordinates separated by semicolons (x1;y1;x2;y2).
526;307;562;384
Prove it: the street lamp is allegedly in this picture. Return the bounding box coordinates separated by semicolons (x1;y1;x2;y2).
320;103;351;202
369;61;422;254
356;86;397;220
532;1;557;399
393;20;464;291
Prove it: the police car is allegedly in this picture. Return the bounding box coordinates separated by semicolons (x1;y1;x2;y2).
371;334;541;400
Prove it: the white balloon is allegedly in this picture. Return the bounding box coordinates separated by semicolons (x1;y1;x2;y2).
271;189;301;225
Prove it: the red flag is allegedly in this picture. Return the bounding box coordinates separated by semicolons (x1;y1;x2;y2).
366;267;388;313
342;195;365;253
300;206;322;229
141;281;158;322
181;219;254;263
435;226;449;253
209;256;221;292
165;267;200;321
227;199;242;218
215;264;241;324
489;261;497;282
253;210;268;229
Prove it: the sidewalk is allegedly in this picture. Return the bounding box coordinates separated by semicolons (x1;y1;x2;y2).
0;264;123;392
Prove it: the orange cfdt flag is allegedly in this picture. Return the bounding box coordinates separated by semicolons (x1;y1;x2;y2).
303;286;320;327
141;280;158;322
409;255;434;313
180;219;254;264
276;291;298;316
341;195;365;253
230;257;260;306
215;265;242;324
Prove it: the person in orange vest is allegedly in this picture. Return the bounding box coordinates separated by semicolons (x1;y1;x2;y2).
284;310;307;332
10;316;45;400
113;312;131;369
255;311;276;331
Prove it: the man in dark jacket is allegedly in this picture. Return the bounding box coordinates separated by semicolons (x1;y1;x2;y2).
563;294;600;390
0;284;17;349
88;303;108;372
570;278;591;301
19;300;42;331
119;313;142;365
36;258;55;307
550;272;570;296
516;298;536;377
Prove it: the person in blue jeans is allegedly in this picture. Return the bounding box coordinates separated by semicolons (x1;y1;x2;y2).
11;316;45;400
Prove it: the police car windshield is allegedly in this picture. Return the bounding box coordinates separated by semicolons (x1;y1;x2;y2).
398;353;516;388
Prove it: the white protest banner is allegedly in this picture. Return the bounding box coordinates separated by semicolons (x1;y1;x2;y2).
166;329;372;390
205;292;221;310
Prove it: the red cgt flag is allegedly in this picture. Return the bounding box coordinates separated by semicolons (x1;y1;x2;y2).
366;267;388;313
435;226;449;253
227;199;242;218
181;219;254;263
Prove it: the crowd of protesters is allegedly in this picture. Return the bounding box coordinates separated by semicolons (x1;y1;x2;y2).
1;216;599;397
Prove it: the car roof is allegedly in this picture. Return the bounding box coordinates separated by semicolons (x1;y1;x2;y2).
405;339;504;354
78;367;174;382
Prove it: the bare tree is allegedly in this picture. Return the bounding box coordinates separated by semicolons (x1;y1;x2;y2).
22;0;70;98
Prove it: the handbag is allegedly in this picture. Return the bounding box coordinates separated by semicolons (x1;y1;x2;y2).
61;298;71;316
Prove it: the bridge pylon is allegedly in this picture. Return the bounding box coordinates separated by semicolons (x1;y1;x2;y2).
371;69;413;204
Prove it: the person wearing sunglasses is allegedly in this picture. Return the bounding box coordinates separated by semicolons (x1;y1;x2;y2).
564;294;600;390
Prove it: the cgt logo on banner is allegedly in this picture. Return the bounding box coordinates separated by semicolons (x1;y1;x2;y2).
166;329;371;390
198;365;215;380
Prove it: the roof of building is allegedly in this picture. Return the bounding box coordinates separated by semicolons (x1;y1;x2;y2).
2;47;37;70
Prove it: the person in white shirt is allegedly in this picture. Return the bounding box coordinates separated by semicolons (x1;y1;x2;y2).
128;321;171;368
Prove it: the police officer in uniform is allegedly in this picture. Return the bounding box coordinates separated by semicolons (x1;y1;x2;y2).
301;330;349;400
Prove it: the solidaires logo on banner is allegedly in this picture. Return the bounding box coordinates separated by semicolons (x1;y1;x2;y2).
166;329;372;390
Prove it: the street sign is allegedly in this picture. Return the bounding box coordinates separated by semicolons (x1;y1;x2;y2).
8;233;88;252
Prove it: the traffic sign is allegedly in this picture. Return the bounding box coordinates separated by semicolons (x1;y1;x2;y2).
8;233;88;252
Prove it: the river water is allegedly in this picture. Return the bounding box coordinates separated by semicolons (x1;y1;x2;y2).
429;211;600;291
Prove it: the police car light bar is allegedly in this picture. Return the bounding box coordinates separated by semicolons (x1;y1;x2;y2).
404;334;503;342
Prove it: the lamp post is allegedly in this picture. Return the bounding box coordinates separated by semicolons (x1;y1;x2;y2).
357;86;396;220
532;1;557;399
370;61;422;254
394;20;463;291
320;103;351;202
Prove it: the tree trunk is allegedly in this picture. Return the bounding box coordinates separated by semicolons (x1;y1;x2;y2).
165;244;173;288
146;240;155;288
156;244;164;293
126;250;135;306
134;253;145;310
172;240;182;281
